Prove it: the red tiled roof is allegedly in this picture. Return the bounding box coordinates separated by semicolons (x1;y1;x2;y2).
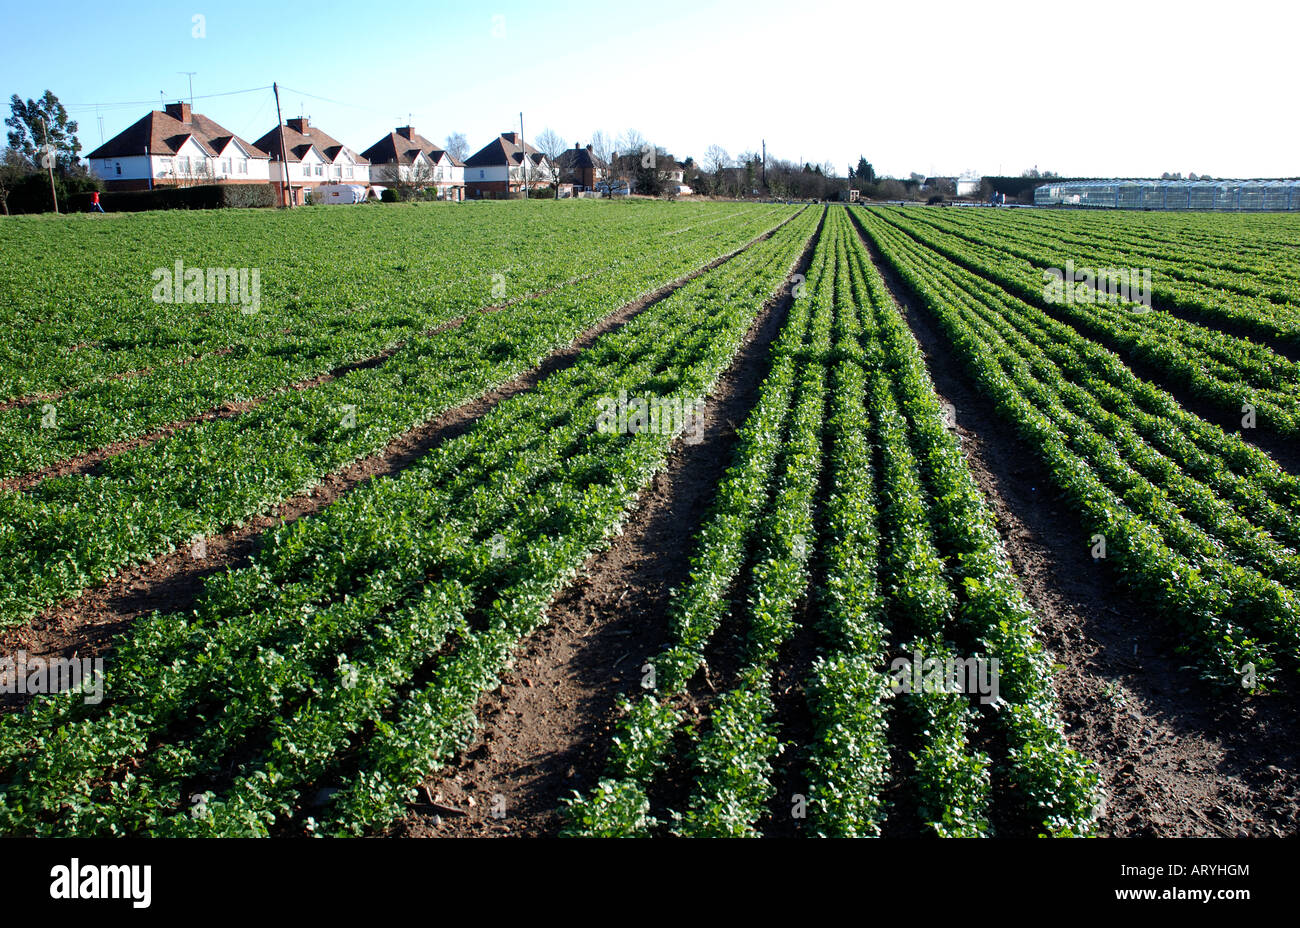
253;121;368;165
361;128;462;167
463;132;545;168
87;110;267;160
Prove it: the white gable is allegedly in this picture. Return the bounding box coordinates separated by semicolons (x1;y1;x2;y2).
215;137;262;160
173;136;212;159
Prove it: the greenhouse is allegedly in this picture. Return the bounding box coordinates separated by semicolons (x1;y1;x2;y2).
1034;179;1300;210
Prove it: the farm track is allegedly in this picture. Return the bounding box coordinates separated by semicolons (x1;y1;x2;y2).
0;212;804;696
850;212;1300;838
392;212;822;838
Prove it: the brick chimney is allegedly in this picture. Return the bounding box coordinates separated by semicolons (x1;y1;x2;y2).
164;101;192;123
287;117;310;135
396;126;415;140
501;132;518;144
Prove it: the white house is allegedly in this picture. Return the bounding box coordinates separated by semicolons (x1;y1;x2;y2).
253;117;370;206
361;127;465;200
87;102;271;191
463;132;552;199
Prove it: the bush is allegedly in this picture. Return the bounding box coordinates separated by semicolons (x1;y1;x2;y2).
380;188;398;203
8;171;103;214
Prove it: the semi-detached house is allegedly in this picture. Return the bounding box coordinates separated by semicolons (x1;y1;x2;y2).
254;117;370;206
361;127;465;201
86;102;270;190
463;132;552;198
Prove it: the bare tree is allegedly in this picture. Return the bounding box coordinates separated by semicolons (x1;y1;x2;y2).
534;128;567;199
619;129;649;162
444;132;468;161
589;130;614;173
382;156;436;200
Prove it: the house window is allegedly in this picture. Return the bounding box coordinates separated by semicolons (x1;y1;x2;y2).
345;166;354;179
115;162;121;175
479;169;485;179
238;159;248;174
220;158;232;174
177;156;191;174
103;159;113;170
159;157;173;174
332;165;341;178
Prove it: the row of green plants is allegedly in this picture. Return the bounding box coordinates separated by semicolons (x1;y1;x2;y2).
0;208;804;624
876;207;1300;435
970;207;1300;304
840;215;1097;835
0;207;824;837
856;207;1299;686
0;201;774;402
914;207;1300;352
0;206;781;478
563;215;830;838
567;208;1098;838
862;211;1300;587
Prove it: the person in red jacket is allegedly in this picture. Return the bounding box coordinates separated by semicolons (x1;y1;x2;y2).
90;191;104;212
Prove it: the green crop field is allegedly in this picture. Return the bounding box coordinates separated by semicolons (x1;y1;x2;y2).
1;200;1297;839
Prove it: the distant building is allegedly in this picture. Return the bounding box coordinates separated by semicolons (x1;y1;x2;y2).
553;143;605;191
1035;179;1300;211
86;101;270;191
463;132;552;198
956;174;981;197
253;117;370;207
361;127;465;201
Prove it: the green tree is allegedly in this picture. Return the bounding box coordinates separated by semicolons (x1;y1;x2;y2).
0;147;35;215
855;156;875;184
6;90;81;170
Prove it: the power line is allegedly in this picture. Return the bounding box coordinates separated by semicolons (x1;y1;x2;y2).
63;84;273;110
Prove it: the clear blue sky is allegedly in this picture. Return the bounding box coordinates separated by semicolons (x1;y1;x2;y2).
2;0;1297;179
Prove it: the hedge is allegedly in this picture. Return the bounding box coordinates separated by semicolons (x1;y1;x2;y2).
65;183;277;213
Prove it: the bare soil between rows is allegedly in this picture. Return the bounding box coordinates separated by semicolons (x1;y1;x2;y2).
852;214;1300;838
391;222;820;838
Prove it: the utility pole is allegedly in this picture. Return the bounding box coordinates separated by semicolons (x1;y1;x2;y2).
519;111;527;195
762;139;767;189
178;72;197;107
39;117;59;214
273;82;291;207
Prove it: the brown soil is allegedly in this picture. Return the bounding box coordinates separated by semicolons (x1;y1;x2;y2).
852;215;1300;838
0;213;801;704
391;219;821;838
